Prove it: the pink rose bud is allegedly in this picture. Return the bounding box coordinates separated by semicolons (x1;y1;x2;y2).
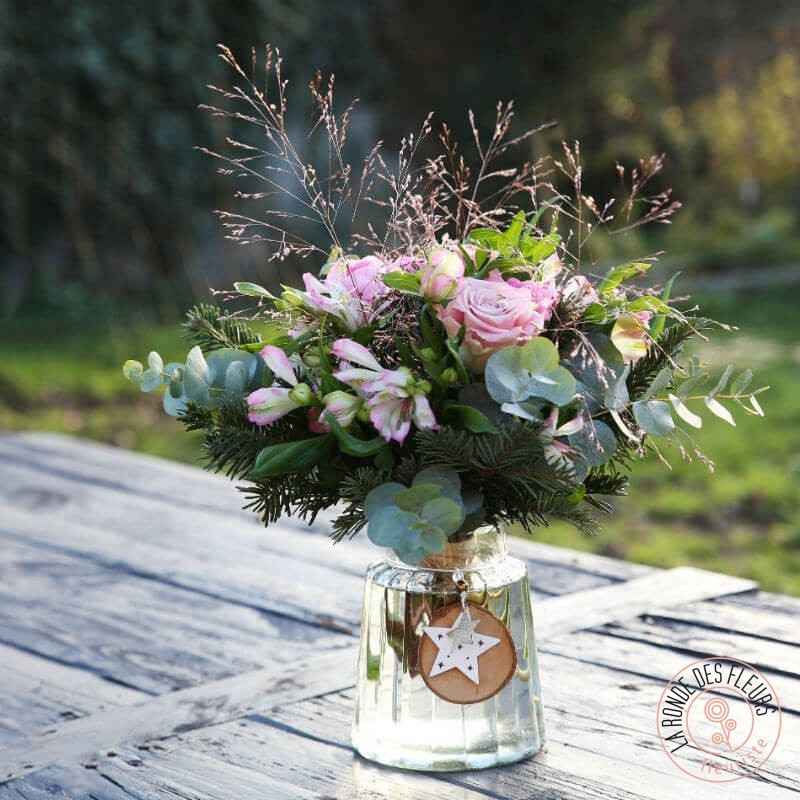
419;248;465;302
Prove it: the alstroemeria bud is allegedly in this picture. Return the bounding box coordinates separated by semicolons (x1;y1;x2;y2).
418;248;465;302
288;383;313;405
415;380;432;395
420;347;436;362
441;368;459;385
358;404;372;423
303;352;323;367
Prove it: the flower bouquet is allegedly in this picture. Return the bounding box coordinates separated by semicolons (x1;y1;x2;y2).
124;46;766;771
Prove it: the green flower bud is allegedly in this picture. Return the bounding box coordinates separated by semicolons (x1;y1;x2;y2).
420;347;436;361
303;352;323;367
441;368;459;385
358;404;372;423
415;380;432;395
288;383;313;405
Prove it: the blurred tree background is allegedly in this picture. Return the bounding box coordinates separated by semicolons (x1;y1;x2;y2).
1;0;799;591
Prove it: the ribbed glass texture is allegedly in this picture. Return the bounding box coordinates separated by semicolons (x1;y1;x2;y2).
351;526;545;771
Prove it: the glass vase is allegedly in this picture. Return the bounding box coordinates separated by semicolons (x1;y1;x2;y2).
351;525;545;771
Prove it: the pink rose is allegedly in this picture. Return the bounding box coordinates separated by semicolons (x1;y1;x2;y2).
418;248;465;302
437;270;558;372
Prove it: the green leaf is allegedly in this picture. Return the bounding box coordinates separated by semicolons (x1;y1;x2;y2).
568;419;616;468
147;351;163;373
224;360;249;396
710;365;735;396
364;482;405;519
486;340;577;408
642;367;672;401
522;233;559;265
604;365;630;411
380;272;421;293
139;370;164;392
251;435;334;477
677;373;708;400
633;400;675;437
412;467;461;501
122;360;143;385
468;228;502;250
445;338;471;384
163;387;187;417
668;393;702;428
442;402;500;434
598;261;651;295
326;414;388;456
502;210;526;250
396;484;441;513
704;397;736;426
649;273;678;341
731;370;753;397
421;307;445;358
234;281;272;297
420;497;464;535
184;346;211;405
582;303;607;324
367;506;419;550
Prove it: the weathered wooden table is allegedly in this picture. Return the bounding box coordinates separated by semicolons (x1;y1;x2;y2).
0;432;797;799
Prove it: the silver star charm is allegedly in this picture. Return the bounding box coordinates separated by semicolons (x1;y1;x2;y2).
423;610;501;685
447;612;479;646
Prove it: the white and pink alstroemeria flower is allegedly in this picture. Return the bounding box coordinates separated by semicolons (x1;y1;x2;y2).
247;386;303;426
332;338;438;443
300;256;392;331
540;409;583;476
331;338;385;385
260;345;298;386
367;393;438;444
246;345;303;426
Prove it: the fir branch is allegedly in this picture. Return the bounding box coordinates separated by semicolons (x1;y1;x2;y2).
183;303;262;352
628;317;713;400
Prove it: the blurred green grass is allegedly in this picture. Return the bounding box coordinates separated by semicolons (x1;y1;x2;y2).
1;286;798;594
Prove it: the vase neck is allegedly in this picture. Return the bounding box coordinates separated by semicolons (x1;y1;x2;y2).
389;526;507;570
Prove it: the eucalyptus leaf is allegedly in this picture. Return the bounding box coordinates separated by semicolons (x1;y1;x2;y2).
139;370;164;392
669;393;702;428
224;360;249;396
568;419;616;468
633;400;675;437
163;387;187;417
731;370;753;397
603;365;630;411
147;351;163;373
642;367;672;401
367;506;420;549
122;360;143;385
184;346;211;405
420;497;464;534
710;364;735;397
396;484;441;513
364;483;405;519
704;396;736;426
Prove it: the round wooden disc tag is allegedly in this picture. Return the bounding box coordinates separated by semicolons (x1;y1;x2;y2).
418;600;517;704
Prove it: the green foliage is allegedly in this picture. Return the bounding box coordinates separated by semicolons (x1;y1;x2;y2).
183;305;262;352
363;468;468;563
485;338;577;417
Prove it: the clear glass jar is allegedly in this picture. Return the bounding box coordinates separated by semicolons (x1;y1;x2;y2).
351;526;545;771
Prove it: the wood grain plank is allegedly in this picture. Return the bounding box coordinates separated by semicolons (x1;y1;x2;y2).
0;646;359;783
0;764;136;800
540;629;800;715
97;738;497;800
264;667;797;799
0;533;349;693
535;566;757;641
0;644;144;751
